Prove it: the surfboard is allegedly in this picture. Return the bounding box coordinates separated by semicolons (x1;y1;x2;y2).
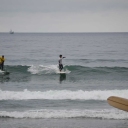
0;70;10;75
107;96;128;112
57;71;66;74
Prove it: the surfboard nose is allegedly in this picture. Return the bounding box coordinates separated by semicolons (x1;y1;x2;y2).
107;96;128;112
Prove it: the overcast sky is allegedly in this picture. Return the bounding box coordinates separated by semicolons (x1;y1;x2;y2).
0;0;128;32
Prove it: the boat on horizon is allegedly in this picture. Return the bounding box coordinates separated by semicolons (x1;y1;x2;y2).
10;30;14;34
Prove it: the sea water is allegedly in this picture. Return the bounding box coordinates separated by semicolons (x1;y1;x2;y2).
0;33;128;128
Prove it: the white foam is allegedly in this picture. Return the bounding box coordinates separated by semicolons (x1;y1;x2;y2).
0;89;128;100
0;109;128;119
27;65;71;74
0;70;5;74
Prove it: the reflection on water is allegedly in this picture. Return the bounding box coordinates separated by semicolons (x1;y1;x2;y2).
59;74;66;84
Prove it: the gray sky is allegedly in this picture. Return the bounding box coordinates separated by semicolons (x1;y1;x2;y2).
0;0;128;32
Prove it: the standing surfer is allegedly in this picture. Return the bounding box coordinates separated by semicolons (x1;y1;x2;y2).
58;55;66;71
0;55;5;71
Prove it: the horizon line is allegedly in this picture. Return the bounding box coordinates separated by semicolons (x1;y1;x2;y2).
0;32;128;34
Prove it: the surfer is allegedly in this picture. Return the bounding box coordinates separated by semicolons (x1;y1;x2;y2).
58;55;66;71
0;55;5;71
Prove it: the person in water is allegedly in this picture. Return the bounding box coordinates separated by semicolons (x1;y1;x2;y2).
0;55;5;71
58;55;66;71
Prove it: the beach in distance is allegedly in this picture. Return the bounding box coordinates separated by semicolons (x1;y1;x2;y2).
0;32;128;128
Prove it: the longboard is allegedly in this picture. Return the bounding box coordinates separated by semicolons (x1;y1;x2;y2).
56;69;66;74
57;71;66;74
107;96;128;112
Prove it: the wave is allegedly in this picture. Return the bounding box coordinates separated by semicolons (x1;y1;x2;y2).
66;65;128;73
5;65;30;74
0;109;127;119
70;58;128;63
4;65;128;75
28;65;70;74
0;89;128;100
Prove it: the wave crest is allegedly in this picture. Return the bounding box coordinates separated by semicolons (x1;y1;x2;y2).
0;109;127;119
28;65;71;74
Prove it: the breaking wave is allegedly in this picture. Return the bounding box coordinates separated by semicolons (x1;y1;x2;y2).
4;65;128;75
0;109;127;119
0;89;128;100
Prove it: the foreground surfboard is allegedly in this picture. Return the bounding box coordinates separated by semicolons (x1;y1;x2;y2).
107;96;128;112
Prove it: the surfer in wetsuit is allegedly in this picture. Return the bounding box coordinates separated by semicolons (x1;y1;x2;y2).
0;55;5;71
58;55;66;71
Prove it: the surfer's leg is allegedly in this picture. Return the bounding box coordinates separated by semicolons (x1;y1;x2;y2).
61;64;63;70
0;64;1;70
60;64;63;71
1;63;4;71
59;64;61;71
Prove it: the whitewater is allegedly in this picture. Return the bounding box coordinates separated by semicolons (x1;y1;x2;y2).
0;89;128;100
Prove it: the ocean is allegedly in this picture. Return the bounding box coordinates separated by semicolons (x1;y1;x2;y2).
0;32;128;128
